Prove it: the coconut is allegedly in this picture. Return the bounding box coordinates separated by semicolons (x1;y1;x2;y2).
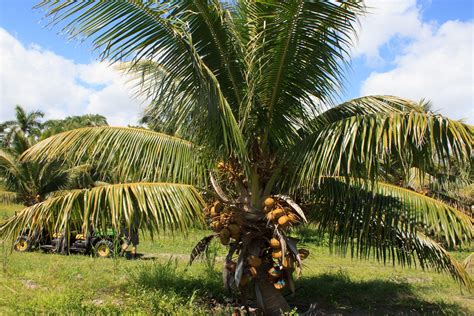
220;228;230;239
272;250;282;259
249;266;257;278
231;214;245;226
220;234;230;245
277;215;290;227
268;267;282;279
247;255;262;267
287;212;300;223
271;208;285;219
211;220;223;232
282;256;294;269
213;201;224;213
228;224;240;239
274;279;286;290
263;197;275;208
270;238;281;249
225;261;236;271
298;248;310;260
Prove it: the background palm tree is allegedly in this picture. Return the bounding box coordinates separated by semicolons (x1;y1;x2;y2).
0;130;94;206
40;114;108;139
0;105;44;146
1;1;472;314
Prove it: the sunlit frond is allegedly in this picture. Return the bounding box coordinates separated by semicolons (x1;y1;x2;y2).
290;106;472;190
242;1;365;150
21;127;206;185
305;177;472;249
37;1;249;170
0;182;205;241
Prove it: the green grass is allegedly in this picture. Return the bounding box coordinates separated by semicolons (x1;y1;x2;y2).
0;203;472;314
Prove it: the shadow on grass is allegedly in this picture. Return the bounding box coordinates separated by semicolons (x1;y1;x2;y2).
290;269;468;315
128;259;468;315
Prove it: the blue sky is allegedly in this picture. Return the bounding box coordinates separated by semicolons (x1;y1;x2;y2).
0;0;473;125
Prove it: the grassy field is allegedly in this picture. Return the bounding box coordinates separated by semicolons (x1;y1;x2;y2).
0;203;473;315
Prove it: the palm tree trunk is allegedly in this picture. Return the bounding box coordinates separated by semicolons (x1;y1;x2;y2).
256;264;290;315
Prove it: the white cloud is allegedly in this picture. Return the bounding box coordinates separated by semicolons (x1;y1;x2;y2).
353;0;429;64
354;1;474;124
360;19;474;124
0;27;143;126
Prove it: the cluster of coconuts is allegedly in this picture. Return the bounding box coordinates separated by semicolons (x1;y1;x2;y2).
267;236;309;289
206;201;245;245
263;197;300;229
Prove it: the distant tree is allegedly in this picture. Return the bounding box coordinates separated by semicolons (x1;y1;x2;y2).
41;114;108;139
0;130;94;206
0;105;44;145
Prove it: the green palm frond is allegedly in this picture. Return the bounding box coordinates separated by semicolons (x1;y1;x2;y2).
37;1;249;170
306;177;472;249
290;107;472;190
21;127;206;185
308;95;424;130
304;178;472;287
243;1;364;150
0;182;205;241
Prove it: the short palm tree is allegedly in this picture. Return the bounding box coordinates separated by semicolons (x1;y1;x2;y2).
0;105;44;146
0;130;94;206
1;1;472;313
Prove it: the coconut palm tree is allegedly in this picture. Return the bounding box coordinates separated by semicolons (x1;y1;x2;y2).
0;105;44;146
0;130;94;206
1;1;473;314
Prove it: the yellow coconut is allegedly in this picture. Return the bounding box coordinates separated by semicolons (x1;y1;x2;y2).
274;279;286;290
247;255;262;267
263;197;275;208
282;256;294;269
268;267;282;279
278;215;290;227
287;212;300;223
211;221;223;232
249;266;257;278
298;248;310;260
272;250;282;259
271;208;285;219
270;238;281;249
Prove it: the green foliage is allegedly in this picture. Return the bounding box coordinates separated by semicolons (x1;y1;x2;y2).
1;0;469;292
40;114;108;139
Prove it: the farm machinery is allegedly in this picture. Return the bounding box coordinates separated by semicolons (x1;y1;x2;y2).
13;228;128;258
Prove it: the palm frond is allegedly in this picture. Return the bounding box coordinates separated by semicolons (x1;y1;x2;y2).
21;126;205;185
306;178;472;249
241;1;364;150
289;107;473;190
37;1;249;170
0;182;205;241
304;178;472;287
